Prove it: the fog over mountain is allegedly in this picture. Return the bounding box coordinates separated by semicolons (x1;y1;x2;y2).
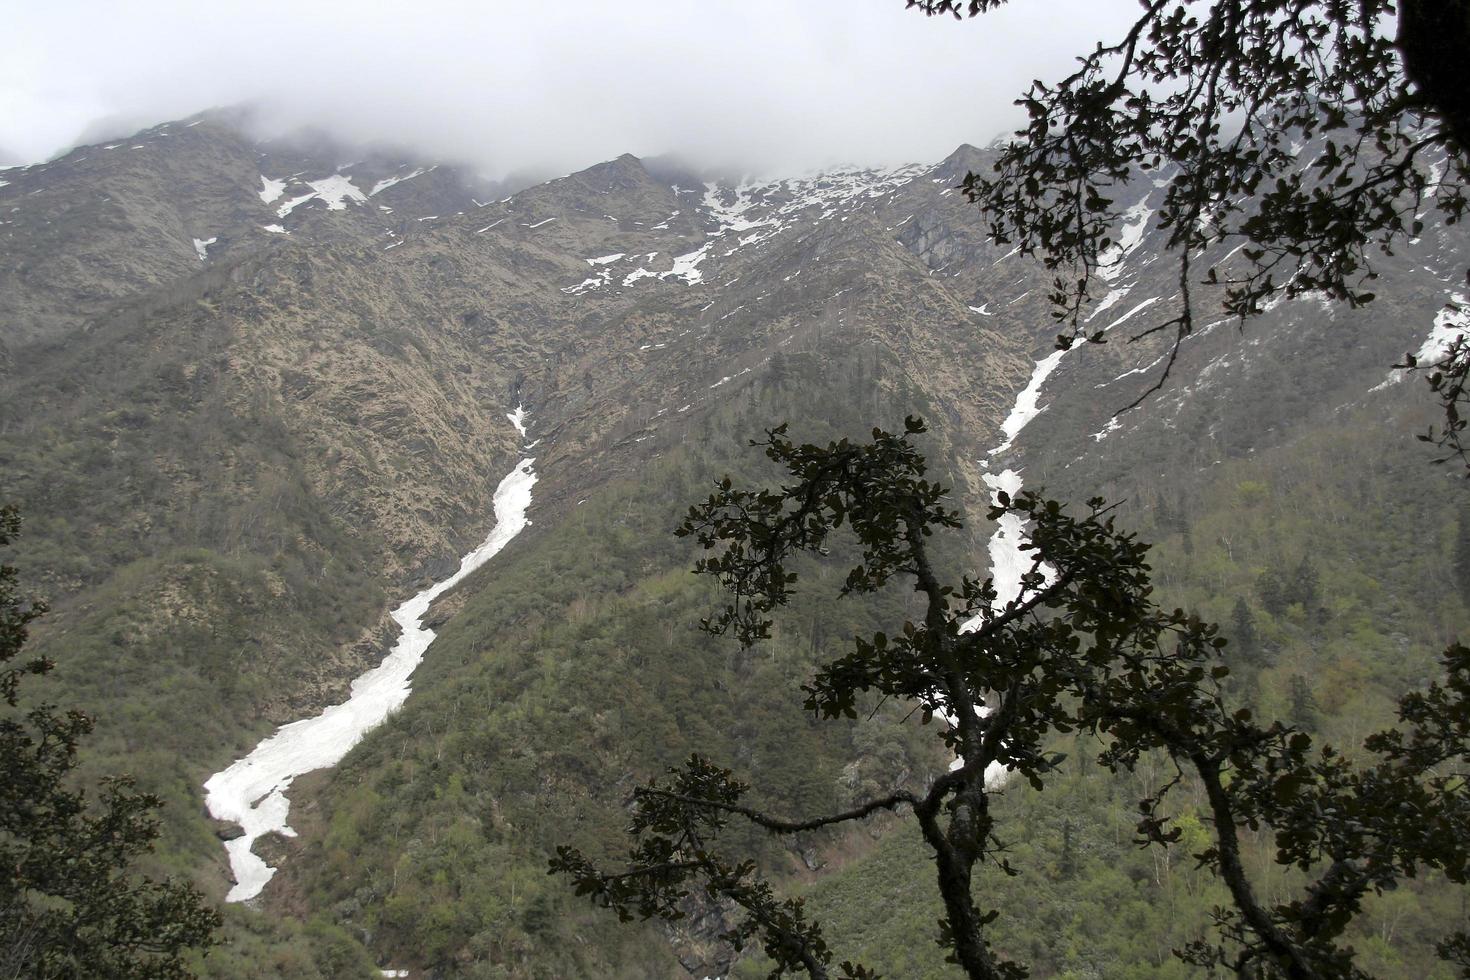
4;0;1136;177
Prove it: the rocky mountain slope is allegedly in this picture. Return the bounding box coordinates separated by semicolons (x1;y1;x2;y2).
2;113;1466;977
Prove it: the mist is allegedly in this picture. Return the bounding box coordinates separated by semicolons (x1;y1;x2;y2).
5;0;1138;178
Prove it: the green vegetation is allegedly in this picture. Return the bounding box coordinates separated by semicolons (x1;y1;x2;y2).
715;405;1470;978
284;349;964;977
0;505;221;978
0;306;392;971
552;419;1470;978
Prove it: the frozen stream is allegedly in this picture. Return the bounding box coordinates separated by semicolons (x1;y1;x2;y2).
204;409;537;903
954;338;1075;786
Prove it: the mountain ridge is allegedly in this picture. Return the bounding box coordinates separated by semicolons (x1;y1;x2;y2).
3;109;1467;977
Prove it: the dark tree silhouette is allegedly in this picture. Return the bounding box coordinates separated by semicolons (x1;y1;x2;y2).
0;506;220;979
908;1;1470;462
553;421;1470;979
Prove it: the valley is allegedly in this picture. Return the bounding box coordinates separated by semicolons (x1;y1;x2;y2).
2;107;1467;978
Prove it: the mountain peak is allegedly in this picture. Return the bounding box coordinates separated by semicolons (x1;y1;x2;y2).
581;152;650;187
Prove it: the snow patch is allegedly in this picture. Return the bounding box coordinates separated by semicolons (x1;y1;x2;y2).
1091;416;1123;442
989;346;1069;456
192;237;216;261
1098;195;1154;282
204;414;537;903
507;405;529;439
662;245;711;286
258;176;287;205
1085;288;1129;322
1373;292;1470;391
275;175;368;217
370;168;429;196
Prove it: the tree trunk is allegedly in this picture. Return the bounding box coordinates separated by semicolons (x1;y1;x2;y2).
1398;0;1470;156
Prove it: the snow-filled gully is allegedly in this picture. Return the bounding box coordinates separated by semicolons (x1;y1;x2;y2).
952;337;1075;787
204;408;538;903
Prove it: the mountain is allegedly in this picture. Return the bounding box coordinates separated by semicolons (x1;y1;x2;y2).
2;113;1466;977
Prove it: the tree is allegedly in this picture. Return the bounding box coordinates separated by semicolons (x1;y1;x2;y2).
1258;563;1290;616
0;505;220;978
1287;672;1319;731
553;421;1470;979
1230;596;1261;664
1453;506;1470;602
907;1;1470;460
1286;554;1322;611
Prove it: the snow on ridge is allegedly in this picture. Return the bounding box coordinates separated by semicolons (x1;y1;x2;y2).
559;161;929;297
1091;416;1123;442
702;182;768;233
1412;292;1470;365
192;237;216;261
586;253;625;266
204;411;537;903
562;276;605;295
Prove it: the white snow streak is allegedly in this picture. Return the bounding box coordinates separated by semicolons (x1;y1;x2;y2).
506;405;529;439
204;413;537;903
988;347;1069;456
1106;296;1161;329
192;237;216;261
1098;196;1154;282
370;168;429;196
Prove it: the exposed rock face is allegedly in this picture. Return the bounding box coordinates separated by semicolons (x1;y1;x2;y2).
7;111;1463;738
5;110;1466;976
3;117;1042;600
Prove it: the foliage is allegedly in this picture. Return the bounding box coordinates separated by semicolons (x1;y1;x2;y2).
908;0;1470;451
286;347;952;977
0;505;221;978
553;421;1470;979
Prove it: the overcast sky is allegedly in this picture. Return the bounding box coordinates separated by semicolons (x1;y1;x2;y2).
3;0;1137;176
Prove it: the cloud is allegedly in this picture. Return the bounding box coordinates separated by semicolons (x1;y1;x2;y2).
2;0;1138;176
